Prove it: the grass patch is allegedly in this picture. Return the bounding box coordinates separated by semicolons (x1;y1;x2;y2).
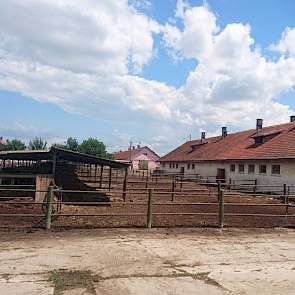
48;270;96;295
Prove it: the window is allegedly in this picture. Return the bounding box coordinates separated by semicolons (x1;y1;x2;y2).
163;163;165;168
169;163;172;169
139;160;148;170
230;164;235;172
248;164;255;174
187;163;190;169
176;163;179;169
238;164;244;173
192;163;195;169
272;165;280;175
172;163;175;169
259;164;267;174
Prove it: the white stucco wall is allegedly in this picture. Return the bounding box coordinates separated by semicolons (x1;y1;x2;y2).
161;159;295;187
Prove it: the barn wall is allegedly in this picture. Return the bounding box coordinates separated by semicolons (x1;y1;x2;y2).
161;159;295;187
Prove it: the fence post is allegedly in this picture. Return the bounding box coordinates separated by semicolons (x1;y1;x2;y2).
218;189;224;229
284;184;289;219
217;182;221;202
45;186;53;230
180;176;183;191
171;180;175;202
253;179;257;194
146;189;153;228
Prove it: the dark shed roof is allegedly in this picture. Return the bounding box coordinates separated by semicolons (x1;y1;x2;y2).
0;147;129;169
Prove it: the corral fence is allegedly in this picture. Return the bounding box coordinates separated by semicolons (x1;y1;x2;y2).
1;182;295;229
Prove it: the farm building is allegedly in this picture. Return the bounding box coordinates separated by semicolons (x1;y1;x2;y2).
114;145;160;171
160;117;295;186
0;147;129;202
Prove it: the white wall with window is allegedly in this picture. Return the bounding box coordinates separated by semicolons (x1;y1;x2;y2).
161;159;295;186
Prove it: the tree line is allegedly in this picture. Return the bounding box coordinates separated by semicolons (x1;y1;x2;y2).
0;137;114;159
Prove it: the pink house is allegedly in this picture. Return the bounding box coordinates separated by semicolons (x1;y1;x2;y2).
114;145;160;171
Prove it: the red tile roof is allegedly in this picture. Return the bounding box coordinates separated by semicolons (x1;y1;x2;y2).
114;146;145;160
160;122;295;162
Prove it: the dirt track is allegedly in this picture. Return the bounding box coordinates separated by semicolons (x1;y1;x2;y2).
1;227;295;294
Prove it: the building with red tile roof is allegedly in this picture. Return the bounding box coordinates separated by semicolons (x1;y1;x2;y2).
160;117;295;186
114;145;160;171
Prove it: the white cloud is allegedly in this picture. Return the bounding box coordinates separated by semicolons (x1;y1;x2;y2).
0;1;295;153
164;5;295;131
270;27;295;57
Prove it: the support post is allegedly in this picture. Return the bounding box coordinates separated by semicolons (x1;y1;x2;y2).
146;189;153;228
218;189;224;229
108;167;112;192
45;186;53;230
52;152;57;177
171;180;175;202
100;165;104;189
122;168;128;202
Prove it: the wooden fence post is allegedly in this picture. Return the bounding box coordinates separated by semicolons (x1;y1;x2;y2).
146;189;153;228
217;182;221;202
253;179;257;194
45;186;53;230
218;189;224;229
284;184;289;219
171;180;175;202
122;168;128;202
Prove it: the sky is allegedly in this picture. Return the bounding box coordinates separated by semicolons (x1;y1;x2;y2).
0;0;295;156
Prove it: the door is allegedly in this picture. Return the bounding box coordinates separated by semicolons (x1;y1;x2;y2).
216;168;226;183
180;167;185;175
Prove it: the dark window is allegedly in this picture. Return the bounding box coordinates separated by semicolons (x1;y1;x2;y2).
255;137;264;145
259;164;267;174
272;165;280;175
238;164;244;173
176;163;179;169
172;163;175;169
169;163;172;169
187;163;190;169
163;163;165;168
248;164;255;174
230;164;235;172
192;163;195;169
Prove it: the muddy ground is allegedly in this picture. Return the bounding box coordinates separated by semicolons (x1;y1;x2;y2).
1;227;295;294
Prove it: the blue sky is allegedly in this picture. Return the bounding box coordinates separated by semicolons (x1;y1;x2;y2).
0;0;295;155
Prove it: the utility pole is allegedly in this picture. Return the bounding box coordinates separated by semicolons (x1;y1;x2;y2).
129;140;133;172
129;140;132;162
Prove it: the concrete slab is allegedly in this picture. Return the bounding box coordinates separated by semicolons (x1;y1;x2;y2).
0;228;295;294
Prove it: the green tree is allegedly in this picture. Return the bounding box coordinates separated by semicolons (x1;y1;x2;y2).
51;137;79;151
78;138;109;158
29;137;47;150
6;139;26;151
66;137;79;151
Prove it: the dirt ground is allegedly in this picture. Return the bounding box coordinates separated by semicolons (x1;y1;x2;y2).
1;191;295;229
1;227;295;294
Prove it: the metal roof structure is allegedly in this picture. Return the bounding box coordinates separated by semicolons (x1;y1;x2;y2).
0;147;129;169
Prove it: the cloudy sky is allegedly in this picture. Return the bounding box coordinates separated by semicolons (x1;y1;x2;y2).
0;0;295;155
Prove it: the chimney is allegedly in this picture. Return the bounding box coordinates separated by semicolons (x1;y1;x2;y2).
201;132;206;141
137;144;140;149
290;115;295;123
256;119;263;133
222;127;227;137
